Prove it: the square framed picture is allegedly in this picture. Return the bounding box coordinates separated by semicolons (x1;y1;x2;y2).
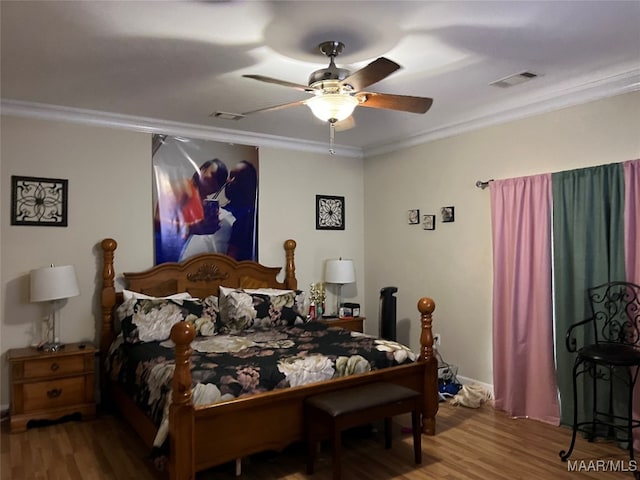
11;175;68;226
423;214;436;230
316;195;345;230
441;206;455;223
408;209;420;224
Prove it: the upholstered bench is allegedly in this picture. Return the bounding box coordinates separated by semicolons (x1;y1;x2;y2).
305;382;422;480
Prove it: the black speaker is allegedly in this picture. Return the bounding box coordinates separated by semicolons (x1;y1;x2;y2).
379;286;398;341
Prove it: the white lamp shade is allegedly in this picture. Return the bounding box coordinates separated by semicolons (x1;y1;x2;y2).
306;94;358;123
30;265;80;302
325;259;356;285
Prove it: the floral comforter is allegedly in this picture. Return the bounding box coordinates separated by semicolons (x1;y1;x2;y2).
105;321;416;452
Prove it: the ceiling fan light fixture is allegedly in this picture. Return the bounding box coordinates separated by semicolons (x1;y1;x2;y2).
306;94;359;123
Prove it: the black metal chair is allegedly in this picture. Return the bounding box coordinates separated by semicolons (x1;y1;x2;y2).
559;281;640;474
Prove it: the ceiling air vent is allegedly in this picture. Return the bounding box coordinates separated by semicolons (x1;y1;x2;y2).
210;111;245;121
490;71;538;88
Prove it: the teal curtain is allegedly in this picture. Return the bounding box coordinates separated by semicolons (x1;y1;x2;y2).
552;163;626;427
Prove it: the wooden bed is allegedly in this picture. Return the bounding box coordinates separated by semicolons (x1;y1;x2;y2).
100;238;438;480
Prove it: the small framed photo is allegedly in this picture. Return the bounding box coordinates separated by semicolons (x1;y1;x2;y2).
11;175;68;226
441;206;455;223
408;209;420;224
423;214;436;230
316;195;345;230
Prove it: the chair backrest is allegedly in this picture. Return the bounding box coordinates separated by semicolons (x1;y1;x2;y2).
587;281;640;346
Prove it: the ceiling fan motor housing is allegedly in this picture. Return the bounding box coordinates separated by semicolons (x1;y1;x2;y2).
308;64;350;85
308;40;350;85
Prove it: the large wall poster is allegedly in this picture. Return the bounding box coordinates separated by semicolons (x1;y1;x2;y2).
152;134;259;265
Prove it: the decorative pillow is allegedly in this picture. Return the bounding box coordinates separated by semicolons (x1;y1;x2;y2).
122;289;192;302
218;287;307;333
117;295;218;343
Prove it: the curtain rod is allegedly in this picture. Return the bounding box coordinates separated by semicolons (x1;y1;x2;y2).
475;179;494;189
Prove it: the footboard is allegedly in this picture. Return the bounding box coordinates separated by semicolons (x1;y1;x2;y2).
168;297;438;480
418;297;438;435
169;322;196;480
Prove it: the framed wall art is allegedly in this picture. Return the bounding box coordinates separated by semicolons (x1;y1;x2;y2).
423;214;436;230
152;134;259;264
316;195;345;230
408;209;420;224
11;175;68;226
441;206;455;223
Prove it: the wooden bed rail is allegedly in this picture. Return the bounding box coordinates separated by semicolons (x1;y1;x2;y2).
418;297;437;435
100;238;118;379
168;296;438;439
283;239;297;290
169;321;196;480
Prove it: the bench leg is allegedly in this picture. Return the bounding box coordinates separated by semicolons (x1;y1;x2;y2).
412;410;422;464
384;417;392;449
307;427;316;474
332;427;342;480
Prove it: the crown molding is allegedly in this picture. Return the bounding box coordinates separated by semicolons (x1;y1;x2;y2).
3;66;639;160
364;67;640;157
0;100;364;159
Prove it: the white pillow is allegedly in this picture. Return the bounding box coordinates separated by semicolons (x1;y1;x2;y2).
219;286;293;297
122;289;192;302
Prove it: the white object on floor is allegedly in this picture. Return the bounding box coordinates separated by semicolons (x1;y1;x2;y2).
450;384;491;408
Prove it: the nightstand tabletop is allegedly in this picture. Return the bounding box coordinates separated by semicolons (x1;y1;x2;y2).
7;342;96;361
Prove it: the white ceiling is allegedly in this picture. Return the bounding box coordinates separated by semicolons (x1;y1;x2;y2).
2;1;639;155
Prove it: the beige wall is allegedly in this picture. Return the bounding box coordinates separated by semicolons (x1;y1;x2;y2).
257;148;365;312
363;91;640;386
0;118;152;406
0;116;364;407
2;91;638;408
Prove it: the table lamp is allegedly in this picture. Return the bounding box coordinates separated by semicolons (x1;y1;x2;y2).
324;258;355;317
30;264;80;351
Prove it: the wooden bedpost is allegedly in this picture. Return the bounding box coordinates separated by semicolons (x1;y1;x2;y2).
100;239;117;395
417;297;438;435
169;321;196;480
283;239;297;290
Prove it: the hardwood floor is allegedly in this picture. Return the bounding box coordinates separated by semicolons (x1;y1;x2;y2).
1;402;636;479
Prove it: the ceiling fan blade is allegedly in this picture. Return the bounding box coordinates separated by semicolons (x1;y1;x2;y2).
333;115;356;132
243;74;313;92
241;99;307;116
339;57;400;91
356;92;433;114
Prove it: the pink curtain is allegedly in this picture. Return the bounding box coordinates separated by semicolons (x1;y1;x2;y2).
625;160;640;449
625;159;639;283
490;173;560;424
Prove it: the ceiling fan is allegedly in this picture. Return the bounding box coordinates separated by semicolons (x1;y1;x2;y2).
241;41;433;128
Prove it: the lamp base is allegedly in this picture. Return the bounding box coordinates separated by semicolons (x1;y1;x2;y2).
41;341;65;352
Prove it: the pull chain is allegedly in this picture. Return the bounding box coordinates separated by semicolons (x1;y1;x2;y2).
329;122;336;155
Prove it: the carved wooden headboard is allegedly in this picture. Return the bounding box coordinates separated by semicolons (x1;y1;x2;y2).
99;238;297;356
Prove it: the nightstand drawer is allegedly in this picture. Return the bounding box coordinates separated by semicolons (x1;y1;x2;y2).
21;355;86;379
318;316;365;333
8;342;97;432
22;377;85;411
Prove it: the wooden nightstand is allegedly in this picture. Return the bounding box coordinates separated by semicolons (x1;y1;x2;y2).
318;316;365;333
7;342;97;432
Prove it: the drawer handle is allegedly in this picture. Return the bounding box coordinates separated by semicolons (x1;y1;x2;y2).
50;363;60;372
47;388;62;399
